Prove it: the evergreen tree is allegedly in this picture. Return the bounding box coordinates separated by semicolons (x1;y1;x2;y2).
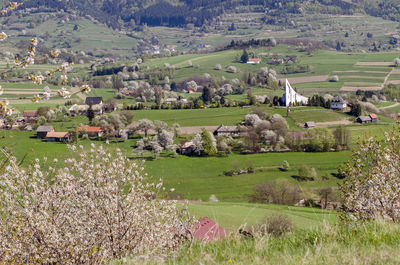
87;106;95;122
240;49;249;63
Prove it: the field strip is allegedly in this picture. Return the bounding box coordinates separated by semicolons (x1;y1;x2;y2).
386;80;400;85
2;91;58;95
379;102;400;110
341;75;386;79
278;75;328;84
356;62;393;66
333;70;388;74
392;69;400;74
340;86;382;91
341;68;394;91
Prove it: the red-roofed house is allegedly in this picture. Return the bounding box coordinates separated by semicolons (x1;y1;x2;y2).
79;125;104;137
369;113;379;123
247;58;261;64
46;132;70;142
23;110;38;123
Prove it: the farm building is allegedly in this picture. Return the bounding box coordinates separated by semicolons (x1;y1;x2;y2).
179;141;195;155
304;122;316;129
247;58;261;64
23;110;38;123
369;113;379;123
78;125;103;137
69;104;103;116
85;97;103;106
46;132;70;142
282;79;308;107
164;98;177;103
214;125;241;137
331;96;347;110
36;125;54;139
357;116;372;124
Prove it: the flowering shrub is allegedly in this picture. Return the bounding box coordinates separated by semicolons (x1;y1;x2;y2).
0;145;189;264
0;2;91;117
340;125;400;222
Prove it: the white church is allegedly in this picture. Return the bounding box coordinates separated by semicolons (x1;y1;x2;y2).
282;79;308;106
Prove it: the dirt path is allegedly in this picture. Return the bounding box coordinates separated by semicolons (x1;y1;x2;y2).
341;68;394;91
379;102;400;110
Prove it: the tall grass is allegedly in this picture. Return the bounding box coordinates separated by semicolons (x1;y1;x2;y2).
128;221;400;265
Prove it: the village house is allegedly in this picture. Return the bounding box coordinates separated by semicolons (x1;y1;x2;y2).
369;113;379;123
36;125;54;139
331;96;347;110
247;58;261;64
23;110;38;123
46;132;70;142
78;125;103;137
304;122;316;129
357;116;372;124
213;125;242;137
69;104;103;116
85;97;103;106
179;141;197;156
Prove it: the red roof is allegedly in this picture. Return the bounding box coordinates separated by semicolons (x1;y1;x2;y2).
23;110;38;117
79;125;103;132
46;132;69;138
369;113;378;119
192;217;227;241
249;58;261;61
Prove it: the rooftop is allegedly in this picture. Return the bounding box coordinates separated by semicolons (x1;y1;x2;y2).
37;126;54;132
79;125;103;132
46;132;69;138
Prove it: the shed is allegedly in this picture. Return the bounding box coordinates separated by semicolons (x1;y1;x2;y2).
214;125;241;137
37;125;54;139
79;125;103;137
85;97;103;106
357;116;372;124
192;217;227;241
304;122;316;129
46;132;70;142
369;113;379;123
23;110;38;122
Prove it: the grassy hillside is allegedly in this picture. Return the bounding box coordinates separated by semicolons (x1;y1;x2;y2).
143;221;400;265
187;202;336;230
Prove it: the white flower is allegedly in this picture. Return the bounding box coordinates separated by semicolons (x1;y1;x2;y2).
0;85;3;95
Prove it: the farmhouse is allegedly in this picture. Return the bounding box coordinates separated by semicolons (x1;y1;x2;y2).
78;125;103;137
46;132;70;142
304;122;316;129
247;58;261;64
357;116;372;124
282;79;308;107
36;125;54;139
369;113;379;123
69;104;103;116
179;141;195;155
85;97;103;106
331;96;347;110
214;125;241;137
23;110;38;123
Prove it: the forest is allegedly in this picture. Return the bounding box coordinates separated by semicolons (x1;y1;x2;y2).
9;0;400;28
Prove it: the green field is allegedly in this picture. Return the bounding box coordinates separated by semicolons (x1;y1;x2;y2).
187;202;336;230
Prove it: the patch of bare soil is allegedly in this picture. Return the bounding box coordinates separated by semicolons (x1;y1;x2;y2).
278;75;328;84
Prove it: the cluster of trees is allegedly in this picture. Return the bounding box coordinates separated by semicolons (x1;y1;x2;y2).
286;126;351;152
227;38;277;50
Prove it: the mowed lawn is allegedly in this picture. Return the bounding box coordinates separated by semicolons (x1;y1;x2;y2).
187;202;337;230
133;108;252;126
145;152;350;201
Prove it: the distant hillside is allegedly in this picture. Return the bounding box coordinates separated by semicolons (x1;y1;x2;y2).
3;0;400;29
